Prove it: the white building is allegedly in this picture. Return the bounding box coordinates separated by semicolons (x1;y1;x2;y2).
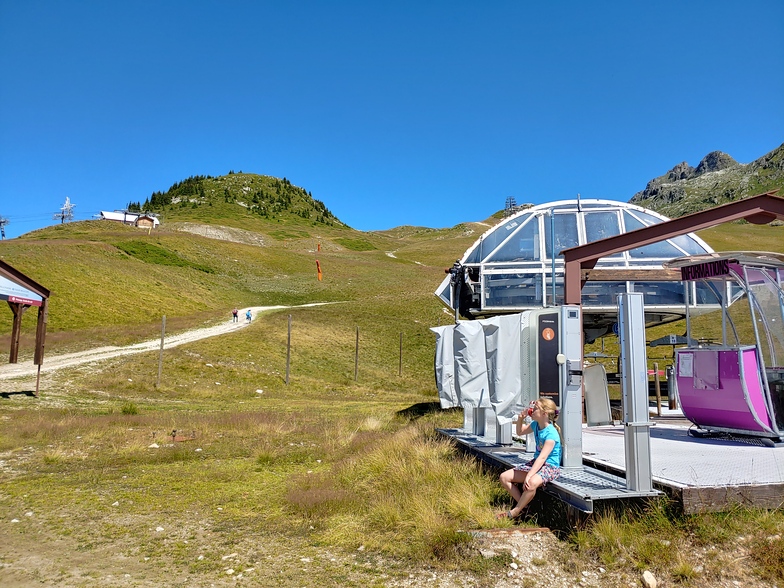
99;211;160;228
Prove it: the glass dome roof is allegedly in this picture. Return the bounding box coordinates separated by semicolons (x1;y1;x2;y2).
435;199;718;341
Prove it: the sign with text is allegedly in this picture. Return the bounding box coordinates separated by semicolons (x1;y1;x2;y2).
680;258;731;281
0;275;43;306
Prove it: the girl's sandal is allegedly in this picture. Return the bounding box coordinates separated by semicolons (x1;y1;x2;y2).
497;506;531;521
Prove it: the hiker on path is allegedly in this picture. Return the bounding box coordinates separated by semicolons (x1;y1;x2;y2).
232;308;239;322
246;309;252;323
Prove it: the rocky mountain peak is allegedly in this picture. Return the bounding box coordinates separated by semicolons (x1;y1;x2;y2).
667;162;694;181
629;143;784;217
694;151;738;176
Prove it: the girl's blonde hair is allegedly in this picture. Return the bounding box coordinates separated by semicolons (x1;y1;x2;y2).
537;397;562;442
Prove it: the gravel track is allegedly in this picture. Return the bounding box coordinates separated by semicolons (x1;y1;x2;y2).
0;304;329;382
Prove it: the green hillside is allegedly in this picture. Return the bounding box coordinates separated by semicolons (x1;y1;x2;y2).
0;184;482;356
1;173;783;586
133;172;343;229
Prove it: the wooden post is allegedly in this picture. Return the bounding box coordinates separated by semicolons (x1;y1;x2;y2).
156;315;166;388
398;332;403;377
34;299;48;367
7;301;29;364
654;362;662;417
354;326;359;381
286;314;291;385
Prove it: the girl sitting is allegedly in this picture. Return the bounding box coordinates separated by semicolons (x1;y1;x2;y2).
497;397;562;519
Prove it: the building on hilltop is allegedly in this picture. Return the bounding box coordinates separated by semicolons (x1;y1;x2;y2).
100;211;160;229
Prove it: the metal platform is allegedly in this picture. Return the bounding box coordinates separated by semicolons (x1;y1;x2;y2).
439;415;784;513
438;428;661;513
582;421;784;513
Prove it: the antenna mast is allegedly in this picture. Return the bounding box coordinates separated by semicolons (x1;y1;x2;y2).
53;197;76;224
0;216;7;239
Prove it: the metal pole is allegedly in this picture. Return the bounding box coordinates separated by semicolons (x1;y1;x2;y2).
550;210;556;306
448;260;462;324
156;315;166;388
684;281;691;340
668;365;678;410
721;278;727;345
654;362;661;417
285;314;291;385
618;293;653;492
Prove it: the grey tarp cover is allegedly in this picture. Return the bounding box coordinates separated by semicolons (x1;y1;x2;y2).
481;314;522;424
434;314;525;427
453;320;491;410
430;325;458;409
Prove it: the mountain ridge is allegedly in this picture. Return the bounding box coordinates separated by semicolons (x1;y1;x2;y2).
629;142;784;218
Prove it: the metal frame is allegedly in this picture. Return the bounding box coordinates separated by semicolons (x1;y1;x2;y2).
563;192;784;306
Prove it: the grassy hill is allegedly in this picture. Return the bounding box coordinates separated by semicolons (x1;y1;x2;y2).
0;174;783;587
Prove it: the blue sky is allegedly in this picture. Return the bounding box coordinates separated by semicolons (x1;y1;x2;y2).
1;1;782;239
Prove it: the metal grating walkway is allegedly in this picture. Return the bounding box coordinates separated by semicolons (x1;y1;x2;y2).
439;428;661;513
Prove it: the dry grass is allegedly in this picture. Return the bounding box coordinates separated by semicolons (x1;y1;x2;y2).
1;213;783;586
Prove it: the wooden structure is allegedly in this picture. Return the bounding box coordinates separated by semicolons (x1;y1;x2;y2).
562;191;784;305
135;214;157;229
0;259;50;387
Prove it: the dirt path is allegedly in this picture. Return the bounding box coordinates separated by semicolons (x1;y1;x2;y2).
0;304;329;381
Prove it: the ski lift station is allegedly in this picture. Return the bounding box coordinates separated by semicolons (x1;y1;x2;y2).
434;198;719;343
432;193;784;516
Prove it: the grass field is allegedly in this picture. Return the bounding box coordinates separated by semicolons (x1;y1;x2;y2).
1;209;783;586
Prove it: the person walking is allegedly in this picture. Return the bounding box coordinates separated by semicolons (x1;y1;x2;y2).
232;307;239;323
245;309;252;323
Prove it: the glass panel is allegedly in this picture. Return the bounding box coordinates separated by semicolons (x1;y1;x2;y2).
544;213;579;259
630;282;687;306
624;211;685;259
694;281;721;305
577;203;613;209
483;273;543;309
631;237;683;260
464;245;481;264
631;210;665;225
581;281;628;306
584;211;623;258
585;211;620;241
483;262;542;271
477;214;530;261
746;268;784;368
625;260;662;267
623;211;646;232
435;272;454;308
669;234;709;255
688;278;741;347
487;217;540;262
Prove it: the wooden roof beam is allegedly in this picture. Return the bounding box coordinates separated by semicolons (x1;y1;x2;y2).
562;191;784;305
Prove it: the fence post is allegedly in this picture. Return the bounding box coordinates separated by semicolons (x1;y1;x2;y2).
399;332;403;376
286;314;291;385
354;326;359;381
156;315;166;388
